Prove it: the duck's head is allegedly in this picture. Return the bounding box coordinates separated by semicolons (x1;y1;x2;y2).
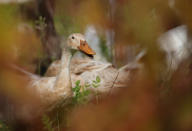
67;33;96;56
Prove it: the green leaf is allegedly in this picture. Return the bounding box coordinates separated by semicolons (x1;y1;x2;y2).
85;83;91;88
84;90;90;96
72;88;76;91
93;80;97;83
92;83;97;88
76;85;81;91
75;80;80;86
96;76;101;83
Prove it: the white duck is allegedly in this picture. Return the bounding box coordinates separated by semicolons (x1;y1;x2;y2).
45;41;145;94
15;33;96;106
14;33;144;107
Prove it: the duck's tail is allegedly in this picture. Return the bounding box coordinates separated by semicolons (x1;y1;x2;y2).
119;49;146;71
134;49;146;63
10;64;40;80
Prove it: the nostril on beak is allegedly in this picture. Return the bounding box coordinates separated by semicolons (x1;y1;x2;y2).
80;40;87;46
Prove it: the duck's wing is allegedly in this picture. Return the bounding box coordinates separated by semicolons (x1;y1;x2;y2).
71;60;112;74
72;60;144;93
71;62;119;93
45;58;107;76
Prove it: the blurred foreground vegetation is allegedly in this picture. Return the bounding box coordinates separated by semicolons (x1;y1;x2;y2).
0;0;192;130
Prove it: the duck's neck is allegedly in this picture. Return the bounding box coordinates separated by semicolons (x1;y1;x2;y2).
61;48;72;69
54;47;73;97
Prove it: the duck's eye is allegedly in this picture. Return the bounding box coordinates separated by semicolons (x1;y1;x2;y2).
72;36;75;39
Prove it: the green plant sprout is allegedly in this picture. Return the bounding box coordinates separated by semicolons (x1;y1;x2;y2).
72;80;90;104
72;76;101;104
35;16;47;31
93;76;101;104
42;114;55;131
92;76;101;88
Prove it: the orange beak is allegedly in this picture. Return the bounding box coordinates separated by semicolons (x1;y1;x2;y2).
78;40;96;55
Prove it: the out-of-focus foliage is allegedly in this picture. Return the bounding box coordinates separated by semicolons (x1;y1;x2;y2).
0;4;41;99
0;120;11;131
174;0;192;29
1;0;192;130
0;3;43;129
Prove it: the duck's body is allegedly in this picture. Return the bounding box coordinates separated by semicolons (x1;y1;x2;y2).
16;33;96;106
45;55;143;93
15;33;144;106
30;58;117;95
